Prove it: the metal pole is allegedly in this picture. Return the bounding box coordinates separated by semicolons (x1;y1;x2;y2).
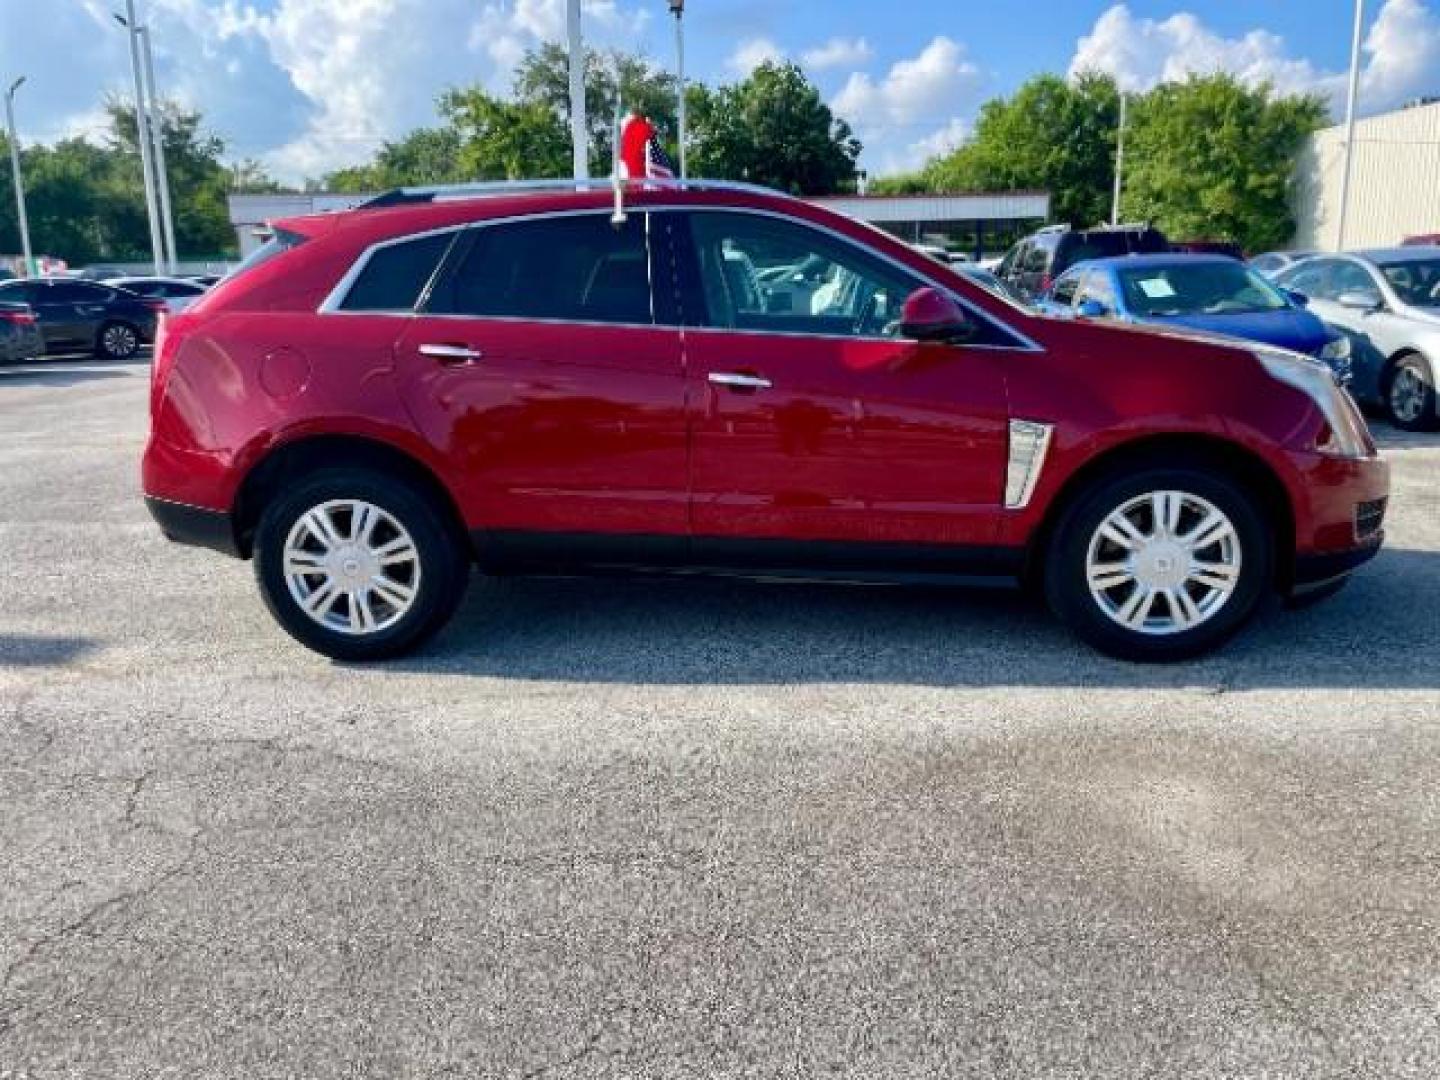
1336;0;1366;252
139;26;179;273
122;1;163;274
4;78;33;276
1111;91;1127;228
674;5;688;178
566;0;588;181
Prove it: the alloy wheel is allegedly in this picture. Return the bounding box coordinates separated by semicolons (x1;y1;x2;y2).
102;324;138;358
1085;490;1242;637
1390;366;1428;425
282;499;422;636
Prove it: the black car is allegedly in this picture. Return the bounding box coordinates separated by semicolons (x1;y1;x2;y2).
0;278;163;359
998;223;1171;299
1;300;45;363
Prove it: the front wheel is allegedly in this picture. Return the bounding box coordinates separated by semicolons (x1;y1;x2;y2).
96;321;142;361
1385;354;1438;432
1044;468;1272;662
253;469;469;661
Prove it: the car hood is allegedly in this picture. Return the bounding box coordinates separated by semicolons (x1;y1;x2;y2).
1142;309;1332;353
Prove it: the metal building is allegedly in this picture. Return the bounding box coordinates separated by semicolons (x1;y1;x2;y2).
1293;98;1440;250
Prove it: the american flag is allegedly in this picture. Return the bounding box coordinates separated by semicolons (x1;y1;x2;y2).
619;113;677;181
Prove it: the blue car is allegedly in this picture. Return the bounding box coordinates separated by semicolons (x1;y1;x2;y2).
1038;254;1353;383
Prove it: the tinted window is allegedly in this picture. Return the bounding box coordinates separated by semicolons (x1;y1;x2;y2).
231;228;307;281
1379;258;1440;307
341;232;455;312
429;215;653;325
687;212;920;339
1279;259;1334;299
1051;272;1081;306
50;282;113;303
1332;260;1379;298
0;282;35;303
156;281;205;298
1022;244;1050;273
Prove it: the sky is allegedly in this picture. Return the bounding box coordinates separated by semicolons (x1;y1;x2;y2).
1;0;1439;184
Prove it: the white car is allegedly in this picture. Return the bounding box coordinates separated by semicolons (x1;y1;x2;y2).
104;276;209;315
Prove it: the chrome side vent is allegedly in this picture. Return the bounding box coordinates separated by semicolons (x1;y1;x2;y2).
1005;420;1055;510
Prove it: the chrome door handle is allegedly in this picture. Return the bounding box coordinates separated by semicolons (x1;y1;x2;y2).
419;343;484;364
708;372;772;391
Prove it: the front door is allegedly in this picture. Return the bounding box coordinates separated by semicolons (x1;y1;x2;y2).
393;212;689;559
674;210;1014;564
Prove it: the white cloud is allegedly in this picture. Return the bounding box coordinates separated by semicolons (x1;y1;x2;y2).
832;37;983;173
1069;1;1440;115
800;37;873;72
727;37;784;77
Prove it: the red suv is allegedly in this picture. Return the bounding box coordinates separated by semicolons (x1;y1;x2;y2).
143;181;1389;662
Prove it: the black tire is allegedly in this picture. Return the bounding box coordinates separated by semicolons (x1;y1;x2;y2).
95;320;142;361
1043;465;1273;662
1384;353;1439;432
253;468;469;661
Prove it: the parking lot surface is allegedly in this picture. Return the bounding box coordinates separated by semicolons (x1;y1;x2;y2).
2;359;1438;1078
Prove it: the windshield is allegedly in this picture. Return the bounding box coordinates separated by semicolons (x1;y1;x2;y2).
1117;262;1290;317
1379;259;1440;307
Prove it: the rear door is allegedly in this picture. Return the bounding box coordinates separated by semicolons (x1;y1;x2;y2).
674;208;1015;557
393;212;689;554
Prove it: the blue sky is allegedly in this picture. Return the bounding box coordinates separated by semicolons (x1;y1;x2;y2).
2;0;1438;182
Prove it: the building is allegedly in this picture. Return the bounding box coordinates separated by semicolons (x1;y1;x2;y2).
1293;98;1440;251
227;189;1051;262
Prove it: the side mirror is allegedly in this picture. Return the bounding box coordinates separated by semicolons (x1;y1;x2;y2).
900;287;974;344
1076;299;1108;319
1283;289;1310;308
1338;290;1383;312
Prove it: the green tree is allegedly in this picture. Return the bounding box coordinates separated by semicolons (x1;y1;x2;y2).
324;126;464;193
514;43;678;173
886;73;1120;228
688;62;860;195
438;89;572;181
1123;75;1326;252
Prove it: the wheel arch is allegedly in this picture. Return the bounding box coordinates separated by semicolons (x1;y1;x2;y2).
232;434;469;560
1023;433;1297;592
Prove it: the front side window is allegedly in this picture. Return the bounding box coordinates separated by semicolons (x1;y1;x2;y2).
341;232;456;313
1331;260;1381;299
1379;258;1440;307
428;214;654;325
1278;259;1335;300
686;212;920;339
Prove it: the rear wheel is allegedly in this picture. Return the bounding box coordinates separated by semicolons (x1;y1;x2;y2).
1385;353;1438;432
1044;467;1272;662
96;320;141;361
253;468;469;660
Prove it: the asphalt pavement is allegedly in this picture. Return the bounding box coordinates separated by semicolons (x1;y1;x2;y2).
2;358;1438;1078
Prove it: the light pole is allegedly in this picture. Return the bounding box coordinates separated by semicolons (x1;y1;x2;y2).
1111;91;1127;227
117;1;163;274
567;0;588;181
137;24;179;272
669;0;687;178
1336;0;1366;251
4;76;33;277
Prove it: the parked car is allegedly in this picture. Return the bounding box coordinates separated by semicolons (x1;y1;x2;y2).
1038;255;1353;384
1275;248;1440;430
0;278;162;359
1173;240;1244;260
105;275;209;314
142;180;1387;663
1402;234;1440;247
1249;251;1320;279
0;300;44;363
997;223;1171;299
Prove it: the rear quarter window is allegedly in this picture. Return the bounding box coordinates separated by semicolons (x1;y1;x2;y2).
339;232;456;312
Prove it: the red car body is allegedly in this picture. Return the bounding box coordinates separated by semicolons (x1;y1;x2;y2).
143;183;1389;660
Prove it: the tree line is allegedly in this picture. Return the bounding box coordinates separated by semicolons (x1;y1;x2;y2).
0;43;1326;266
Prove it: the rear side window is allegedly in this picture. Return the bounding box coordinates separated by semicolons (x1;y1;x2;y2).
51;282;113;303
231;228;307;281
340;232;455;312
428;215;654;325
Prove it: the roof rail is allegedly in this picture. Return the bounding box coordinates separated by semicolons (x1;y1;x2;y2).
359;177;789;209
1036;223;1071;234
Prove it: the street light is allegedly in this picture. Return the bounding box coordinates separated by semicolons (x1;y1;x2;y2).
136;23;179;273
4;76;34;277
1336;0;1366;251
669;0;688;179
115;2;164;274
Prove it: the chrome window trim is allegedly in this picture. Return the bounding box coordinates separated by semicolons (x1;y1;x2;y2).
315;204;1044;352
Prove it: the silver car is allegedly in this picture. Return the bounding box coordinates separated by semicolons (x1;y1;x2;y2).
1276;248;1440;431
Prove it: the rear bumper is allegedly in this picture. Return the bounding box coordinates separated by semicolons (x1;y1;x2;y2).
144;495;242;558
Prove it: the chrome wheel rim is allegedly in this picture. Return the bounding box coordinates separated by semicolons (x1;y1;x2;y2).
1390;367;1427;423
283;500;421;636
1086;491;1242;637
103;325;137;357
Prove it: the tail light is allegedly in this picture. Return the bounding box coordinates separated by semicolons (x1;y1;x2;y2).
140;298;169;315
0;309;37;326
